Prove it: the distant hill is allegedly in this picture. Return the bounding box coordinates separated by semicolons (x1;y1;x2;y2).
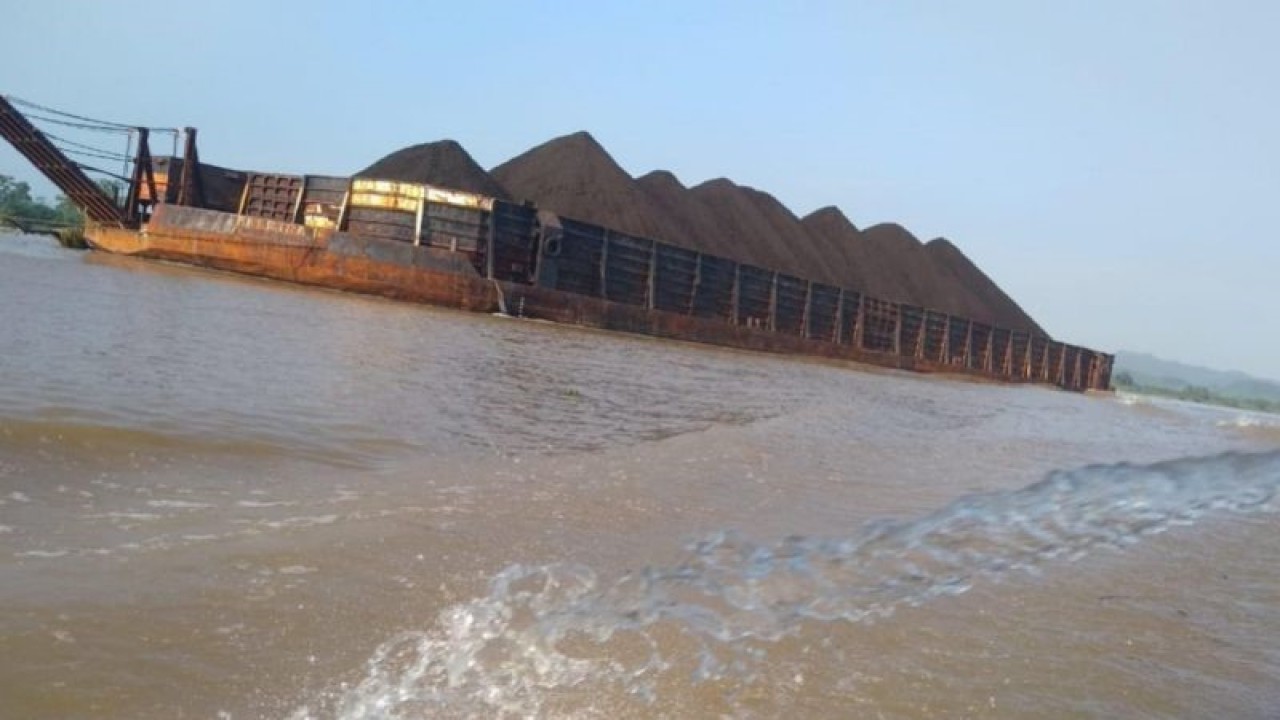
1114;351;1280;403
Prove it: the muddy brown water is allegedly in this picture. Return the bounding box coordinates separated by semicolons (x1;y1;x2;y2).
1;233;1277;719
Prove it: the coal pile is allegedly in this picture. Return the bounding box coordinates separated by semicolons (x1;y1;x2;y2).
360;140;511;199
687;178;800;278
491;132;681;243
859;223;961;310
363;132;1049;335
634;170;729;257
926;238;1045;335
637;172;848;287
800;206;877;295
741;185;849;285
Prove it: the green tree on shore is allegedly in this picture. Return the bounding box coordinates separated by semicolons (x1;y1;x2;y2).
0;174;85;229
1113;369;1280;414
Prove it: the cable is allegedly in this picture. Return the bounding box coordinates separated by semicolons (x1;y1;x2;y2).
6;95;181;134
75;164;135;184
6;94;134;130
21;111;131;134
43;131;132;160
55;145;133;164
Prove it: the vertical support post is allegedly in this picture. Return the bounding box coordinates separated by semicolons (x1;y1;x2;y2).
1006;332;1015;377
413;197;425;247
336;187;351;232
964;320;974;368
599;230;609;300
768;271;778;332
834;288;846;345
124;127;157;225
125;129;143;222
1006;333;1016;376
1023;333;1034;379
177;127;203;208
292;176;307;224
915;310;926;359
893;304;903;356
854;296;865;349
646;240;657;310
940;314;951;364
236;178;251;216
730;263;741;325
800;281;811;339
993;330;1003;375
484;209;496;280
689;252;702;315
142;133;157;211
122;131;135;193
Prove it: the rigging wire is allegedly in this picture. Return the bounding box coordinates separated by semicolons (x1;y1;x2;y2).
57;145;135;164
74;164;134;185
5;94;179;134
19;111;132;134
42;131;132;161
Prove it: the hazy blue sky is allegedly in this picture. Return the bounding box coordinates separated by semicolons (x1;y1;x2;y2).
3;1;1277;378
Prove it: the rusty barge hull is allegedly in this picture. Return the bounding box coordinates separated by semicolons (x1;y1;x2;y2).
0;93;1110;391
86;205;1107;390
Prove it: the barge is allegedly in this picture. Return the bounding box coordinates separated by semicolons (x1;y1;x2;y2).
0;95;1112;391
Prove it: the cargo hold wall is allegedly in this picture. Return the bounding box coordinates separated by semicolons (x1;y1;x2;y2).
224;170;1111;392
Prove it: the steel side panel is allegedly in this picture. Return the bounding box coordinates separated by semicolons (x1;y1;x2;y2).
88;224;497;312
85;210;1096;391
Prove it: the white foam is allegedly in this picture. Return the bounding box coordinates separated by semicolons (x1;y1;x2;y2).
1217;414;1278;430
263;515;339;530
237;499;296;508
16;549;69;559
311;450;1280;719
87;511;162;522
146;500;213;509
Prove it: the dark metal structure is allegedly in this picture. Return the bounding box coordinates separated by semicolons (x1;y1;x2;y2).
0;95;1113;391
0;95;126;225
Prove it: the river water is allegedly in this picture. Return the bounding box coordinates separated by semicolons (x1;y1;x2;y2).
1;232;1277;719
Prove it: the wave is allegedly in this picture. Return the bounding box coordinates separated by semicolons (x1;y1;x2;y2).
1217;413;1280;430
0;415;409;469
292;451;1280;719
1216;414;1280;447
1115;390;1146;406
